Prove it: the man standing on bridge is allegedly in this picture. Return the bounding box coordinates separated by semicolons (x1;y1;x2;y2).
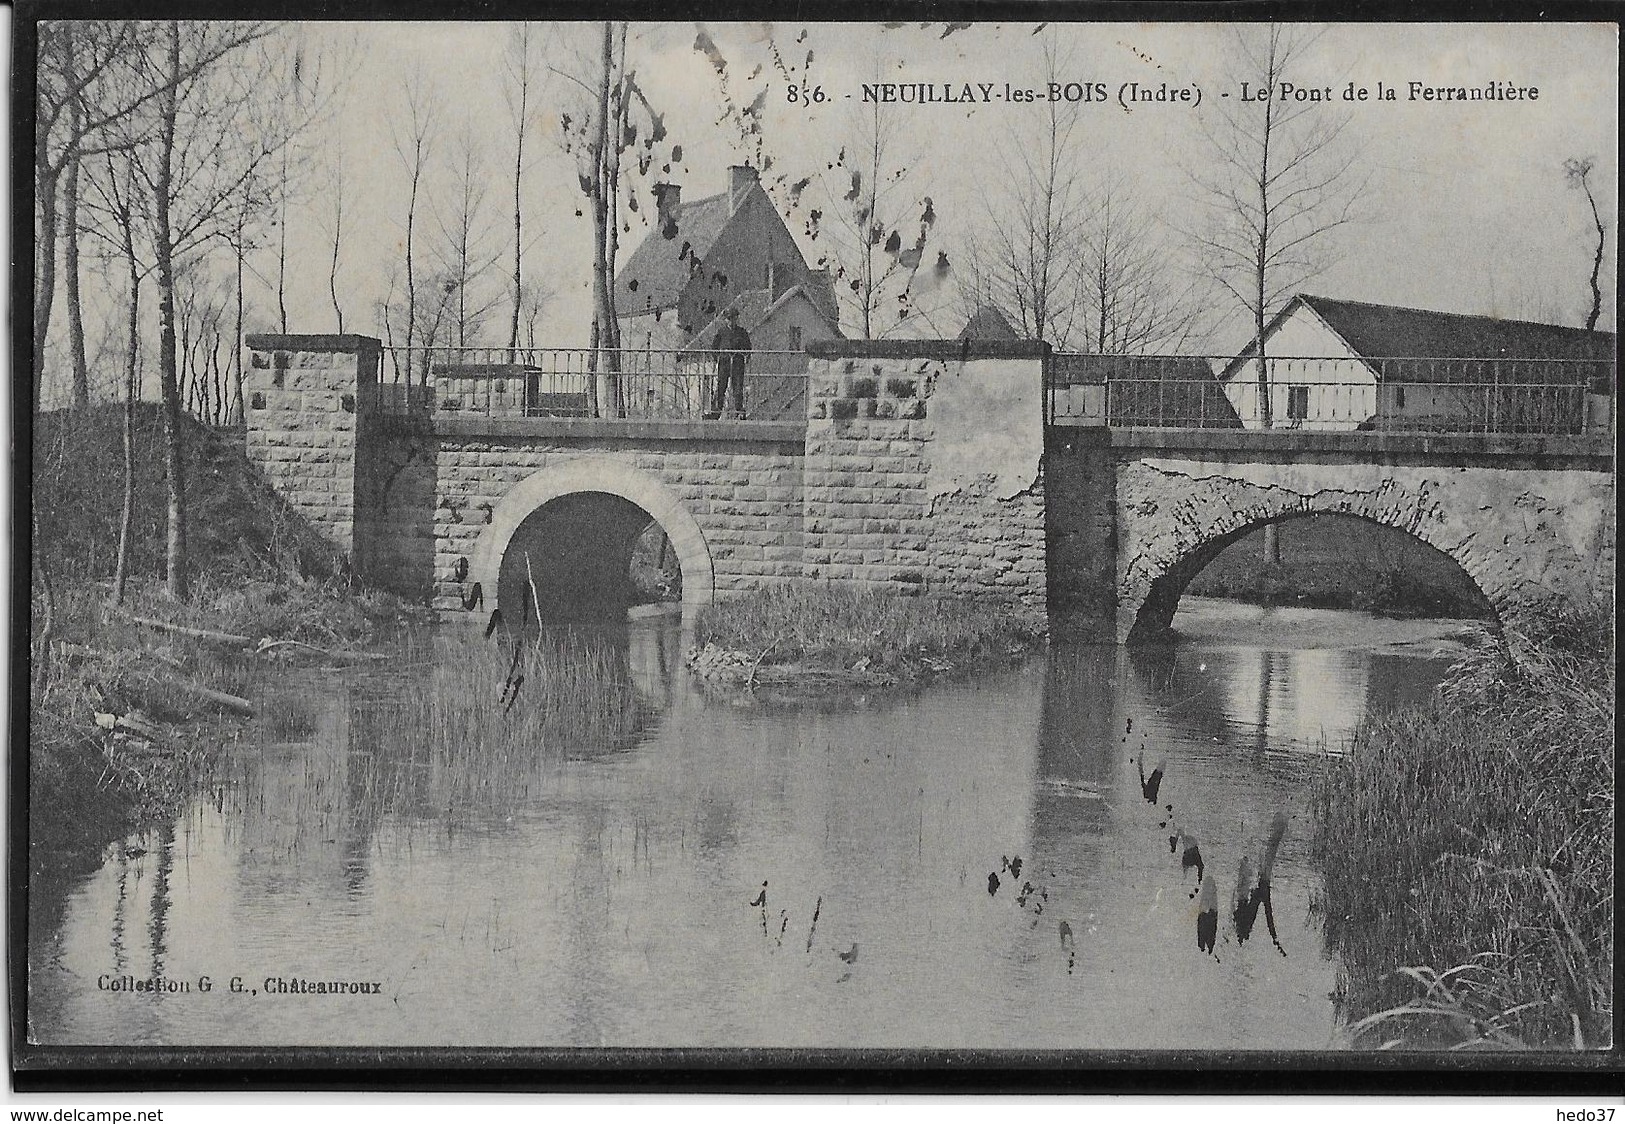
706;306;752;420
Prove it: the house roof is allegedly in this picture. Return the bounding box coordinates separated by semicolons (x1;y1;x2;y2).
1225;294;1617;381
804;271;839;327
684;284;838;350
617;190;733;316
958;305;1020;341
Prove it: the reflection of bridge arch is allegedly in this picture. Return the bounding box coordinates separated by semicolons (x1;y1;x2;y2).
1122;475;1517;643
467;457;714;622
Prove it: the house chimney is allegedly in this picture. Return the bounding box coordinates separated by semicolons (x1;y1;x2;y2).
728;165;757;214
652;182;681;230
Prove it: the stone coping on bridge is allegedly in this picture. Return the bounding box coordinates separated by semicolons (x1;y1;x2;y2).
807;339;1050;361
429;415;807;445
244;333;383;353
1052;424;1614;465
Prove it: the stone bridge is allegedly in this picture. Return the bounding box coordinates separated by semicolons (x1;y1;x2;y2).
242;334;1614;641
1046;427;1614;639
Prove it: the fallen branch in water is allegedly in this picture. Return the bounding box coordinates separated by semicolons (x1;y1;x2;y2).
252;637;390;662
122;613;253;647
160;677;256;716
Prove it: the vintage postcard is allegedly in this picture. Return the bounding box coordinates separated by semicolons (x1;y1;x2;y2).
14;10;1617;1084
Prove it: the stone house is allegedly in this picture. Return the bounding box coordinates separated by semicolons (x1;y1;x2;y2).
1220;294;1615;433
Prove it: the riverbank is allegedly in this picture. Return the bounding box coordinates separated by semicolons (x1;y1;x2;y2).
30;576;421;877
30;407;425;876
687;585;1046;699
1313;595;1613;1049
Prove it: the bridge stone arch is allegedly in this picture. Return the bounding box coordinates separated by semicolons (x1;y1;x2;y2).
467;456;715;620
1116;457;1614;642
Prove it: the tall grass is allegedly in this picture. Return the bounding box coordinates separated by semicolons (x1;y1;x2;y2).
693;583;1046;675
1313;594;1613;1049
345;632;649;819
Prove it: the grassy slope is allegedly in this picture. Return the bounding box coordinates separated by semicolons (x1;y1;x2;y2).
29;406;420;872
1312;596;1613;1048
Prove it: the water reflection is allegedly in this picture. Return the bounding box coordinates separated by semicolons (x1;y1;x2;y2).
29;606;1468;1050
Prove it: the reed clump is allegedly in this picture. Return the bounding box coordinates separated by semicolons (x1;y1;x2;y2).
349;632;648;818
1312;594;1613;1049
693;583;1045;683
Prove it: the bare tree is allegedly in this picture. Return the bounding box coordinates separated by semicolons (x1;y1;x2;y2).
131;21;322;599
1564;157;1609;332
62;91;92;408
554;21;672;414
435;133;504;347
589;21;626;414
175;255;233;424
517;277;556;349
79;150;150;603
35;21;145;407
1190;25;1363;423
810;96;946;339
215;174;270;426
968;36;1201;354
502;22;546;356
1076;178;1206;354
971;35;1087;345
268;31;343;333
388;71;440;382
324;154;348;333
34;21;271;409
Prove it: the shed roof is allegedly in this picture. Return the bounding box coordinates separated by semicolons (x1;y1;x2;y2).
958;305;1020;341
1225;294;1616;381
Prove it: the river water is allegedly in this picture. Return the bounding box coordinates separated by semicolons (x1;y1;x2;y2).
27;598;1485;1051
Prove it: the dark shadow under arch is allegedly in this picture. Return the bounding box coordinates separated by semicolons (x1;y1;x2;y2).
1128;512;1497;643
497;492;678;626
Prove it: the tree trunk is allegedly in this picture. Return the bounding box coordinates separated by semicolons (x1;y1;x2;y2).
33;511;56;696
329;176;345;334
155;22;191;602
590;21;619;417
1583;183;1604;333
232;223;246;424
1254;35;1276;428
64;116;90;409
113;250;140;606
509;99;524;357
405;150;422;385
603;30;625;417
34;165;60;412
277;151;290;333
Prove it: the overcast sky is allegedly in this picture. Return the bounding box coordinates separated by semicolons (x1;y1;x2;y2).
44;19;1622;396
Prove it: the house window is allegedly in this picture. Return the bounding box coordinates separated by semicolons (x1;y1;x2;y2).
1286;385;1309;421
1394;386;1406;409
787;326;803;351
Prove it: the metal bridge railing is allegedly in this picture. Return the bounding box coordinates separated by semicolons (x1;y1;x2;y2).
372;346;810;423
1047;355;1613;436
